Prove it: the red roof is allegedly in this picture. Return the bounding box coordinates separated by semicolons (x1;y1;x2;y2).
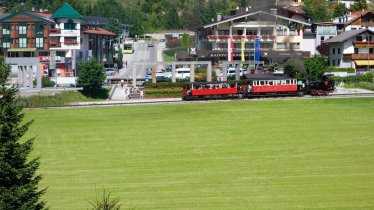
83;27;116;36
350;10;368;17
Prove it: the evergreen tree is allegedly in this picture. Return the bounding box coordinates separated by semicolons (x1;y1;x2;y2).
0;56;46;209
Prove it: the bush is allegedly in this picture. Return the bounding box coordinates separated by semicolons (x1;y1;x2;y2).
331;72;374;83
33;76;56;87
144;87;181;97
326;66;355;73
144;82;184;89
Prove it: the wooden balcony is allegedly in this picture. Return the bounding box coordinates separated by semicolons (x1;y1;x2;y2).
49;28;61;34
64;39;78;45
50;42;61;47
351;53;374;60
361;22;374;27
207;35;275;41
343;53;374;60
353;41;374;47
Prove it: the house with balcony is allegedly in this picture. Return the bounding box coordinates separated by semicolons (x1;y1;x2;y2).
0;10;53;87
325;29;374;71
194;5;312;64
0;3;117;87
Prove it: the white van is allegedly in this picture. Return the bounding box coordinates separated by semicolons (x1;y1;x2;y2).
227;67;243;77
175;68;190;79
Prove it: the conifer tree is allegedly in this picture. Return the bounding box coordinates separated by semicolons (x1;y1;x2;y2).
0;56;46;209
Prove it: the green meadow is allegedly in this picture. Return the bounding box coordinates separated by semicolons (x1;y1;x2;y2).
24;98;374;210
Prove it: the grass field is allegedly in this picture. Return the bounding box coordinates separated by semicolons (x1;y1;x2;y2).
24;98;374;209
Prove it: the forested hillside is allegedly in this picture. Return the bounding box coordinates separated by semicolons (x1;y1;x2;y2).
1;0;255;35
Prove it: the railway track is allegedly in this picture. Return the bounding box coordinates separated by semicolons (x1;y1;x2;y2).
24;92;374;109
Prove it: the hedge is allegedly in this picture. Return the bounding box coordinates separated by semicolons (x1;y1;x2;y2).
326;66;355;73
330;72;373;83
144;82;185;89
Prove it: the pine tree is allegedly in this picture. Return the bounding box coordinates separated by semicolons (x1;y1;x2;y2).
0;55;46;210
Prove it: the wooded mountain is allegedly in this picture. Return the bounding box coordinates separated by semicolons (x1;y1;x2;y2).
1;0;258;35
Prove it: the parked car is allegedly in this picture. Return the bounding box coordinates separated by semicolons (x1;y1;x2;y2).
147;43;154;47
160;39;166;42
104;68;115;76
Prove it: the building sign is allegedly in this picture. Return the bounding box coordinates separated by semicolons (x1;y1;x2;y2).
317;26;337;36
189;48;197;55
62;29;80;36
39;56;61;62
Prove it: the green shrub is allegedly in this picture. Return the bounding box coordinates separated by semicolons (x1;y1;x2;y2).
144;82;184;89
20;89;109;108
33;76;56;87
144;87;181;97
331;72;373;83
326;66;355;73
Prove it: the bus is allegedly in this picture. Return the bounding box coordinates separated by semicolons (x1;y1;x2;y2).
122;40;134;54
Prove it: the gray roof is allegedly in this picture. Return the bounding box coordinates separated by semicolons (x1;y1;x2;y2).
324;29;367;43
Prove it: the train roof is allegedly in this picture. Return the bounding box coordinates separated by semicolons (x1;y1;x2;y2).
184;75;296;85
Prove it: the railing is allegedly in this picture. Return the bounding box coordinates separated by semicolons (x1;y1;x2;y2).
64;39;78;45
207;35;275;40
49;28;61;34
351;53;374;60
50;42;61;47
353;41;374;47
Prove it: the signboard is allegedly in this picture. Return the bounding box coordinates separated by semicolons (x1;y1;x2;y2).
317;26;337;36
189;48;197;55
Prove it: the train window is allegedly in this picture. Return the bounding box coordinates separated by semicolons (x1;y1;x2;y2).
286;80;290;84
260;81;265;86
293;79;297;84
268;81;273;85
253;81;257;86
276;80;281;85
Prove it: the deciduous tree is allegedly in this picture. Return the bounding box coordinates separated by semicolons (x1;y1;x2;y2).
77;59;106;97
303;54;328;81
0;55;46;209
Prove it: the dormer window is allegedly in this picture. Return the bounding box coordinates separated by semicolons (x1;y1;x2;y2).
64;19;76;30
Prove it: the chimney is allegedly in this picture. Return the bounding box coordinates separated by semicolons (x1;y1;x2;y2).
217;13;222;22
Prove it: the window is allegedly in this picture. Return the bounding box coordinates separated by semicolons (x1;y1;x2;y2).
2;25;10;35
290;43;300;49
354;48;359;54
39;51;49;56
276;29;287;36
2;38;10;48
19;25;27;35
321;36;325;42
56;51;66;57
64;19;76;30
36;38;44;48
19;38;27;48
276;43;286;49
370;48;374;54
332;48;335;54
338;48;340;54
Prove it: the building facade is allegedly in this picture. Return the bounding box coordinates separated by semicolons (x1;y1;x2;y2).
195;6;312;64
0;3;116;87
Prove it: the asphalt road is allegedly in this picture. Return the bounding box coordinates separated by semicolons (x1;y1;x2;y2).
120;41;165;80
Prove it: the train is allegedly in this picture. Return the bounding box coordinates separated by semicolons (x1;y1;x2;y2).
182;75;335;100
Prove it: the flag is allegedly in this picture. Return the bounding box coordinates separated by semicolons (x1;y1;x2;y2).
227;38;234;61
241;37;245;62
254;38;261;62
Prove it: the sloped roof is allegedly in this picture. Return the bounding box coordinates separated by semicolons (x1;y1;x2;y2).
324;29;367;43
348;10;374;25
52;3;82;19
83;27;116;36
0;10;53;23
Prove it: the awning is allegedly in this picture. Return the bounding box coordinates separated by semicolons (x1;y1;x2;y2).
355;60;374;66
7;48;37;52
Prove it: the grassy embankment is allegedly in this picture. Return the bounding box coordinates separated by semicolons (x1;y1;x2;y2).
24;98;374;209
